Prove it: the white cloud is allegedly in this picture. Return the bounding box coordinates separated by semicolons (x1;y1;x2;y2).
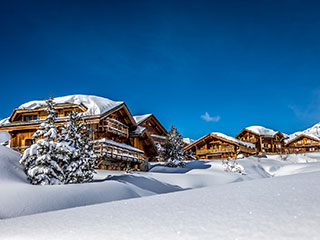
201;112;220;122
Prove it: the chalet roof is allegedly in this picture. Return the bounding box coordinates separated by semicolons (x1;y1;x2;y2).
211;132;255;148
17;95;124;118
285;132;320;145
185;132;255;151
130;126;146;136
151;134;166;140
183;138;195;145
0;118;9;126
133;114;152;125
242;126;280;137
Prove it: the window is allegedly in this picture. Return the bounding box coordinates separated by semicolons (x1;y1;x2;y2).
55;113;59;118
25;115;37;121
25;139;34;146
64;111;72;117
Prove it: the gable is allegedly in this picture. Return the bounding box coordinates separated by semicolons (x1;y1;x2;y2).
135;114;167;136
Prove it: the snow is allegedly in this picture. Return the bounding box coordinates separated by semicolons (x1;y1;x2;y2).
183;137;194;145
1;146;320;239
211;132;255;148
245;125;280;137
0;131;10;145
133;114;152;124
16;94;123;118
303;122;320;137
131;126;146;135
0;117;9;125
286;122;320;143
285;131;320;144
93;138;144;153
151;134;166;139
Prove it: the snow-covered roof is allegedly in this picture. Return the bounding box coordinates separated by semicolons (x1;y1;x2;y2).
0;118;9;126
245;126;279;137
17;95;124;118
92;138;144;153
130;126;146;135
151;134;166;140
183;138;195;145
133;114;152;125
211;132;255;148
285;131;320;144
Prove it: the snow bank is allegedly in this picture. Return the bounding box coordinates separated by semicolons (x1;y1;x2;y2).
17;94;123;117
0;131;10;145
1;144;320;226
1;171;319;240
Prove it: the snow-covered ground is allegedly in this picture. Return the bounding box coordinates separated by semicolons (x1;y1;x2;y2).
0;146;320;239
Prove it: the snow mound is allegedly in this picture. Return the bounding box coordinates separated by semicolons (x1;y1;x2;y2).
0;131;10;145
17;94;123;117
246;126;279;137
0;146;26;183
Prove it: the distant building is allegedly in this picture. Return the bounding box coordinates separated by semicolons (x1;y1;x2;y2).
184;132;256;160
235;126;286;154
284;132;320;153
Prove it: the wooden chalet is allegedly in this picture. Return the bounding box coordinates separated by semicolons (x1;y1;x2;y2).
184;132;256;160
0;95;158;171
235;126;286;154
284;132;320;153
133;114;167;160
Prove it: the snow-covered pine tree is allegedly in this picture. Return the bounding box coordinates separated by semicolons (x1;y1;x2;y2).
164;125;185;167
60;110;96;184
20;95;65;185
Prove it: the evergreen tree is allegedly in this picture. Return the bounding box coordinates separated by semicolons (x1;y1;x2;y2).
164;125;185;167
60;110;96;184
20;96;65;185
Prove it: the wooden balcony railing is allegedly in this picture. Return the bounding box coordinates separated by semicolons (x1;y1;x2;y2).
100;118;129;138
196;147;235;155
92;138;145;166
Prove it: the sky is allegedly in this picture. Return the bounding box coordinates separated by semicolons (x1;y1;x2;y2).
1;0;320;140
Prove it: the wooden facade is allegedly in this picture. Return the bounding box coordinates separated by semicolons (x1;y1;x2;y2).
0;99;158;171
133;114;167;161
235;127;286;154
285;134;320;154
184;133;256;160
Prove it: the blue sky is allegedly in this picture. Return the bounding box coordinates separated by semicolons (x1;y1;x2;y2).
1;0;320;140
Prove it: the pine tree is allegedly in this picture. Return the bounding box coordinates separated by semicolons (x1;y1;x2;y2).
20;95;65;185
60;110;96;184
164;125;185;167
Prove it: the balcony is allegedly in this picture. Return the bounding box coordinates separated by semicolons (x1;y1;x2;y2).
92;138;145;166
196;147;235;155
100;118;129;138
